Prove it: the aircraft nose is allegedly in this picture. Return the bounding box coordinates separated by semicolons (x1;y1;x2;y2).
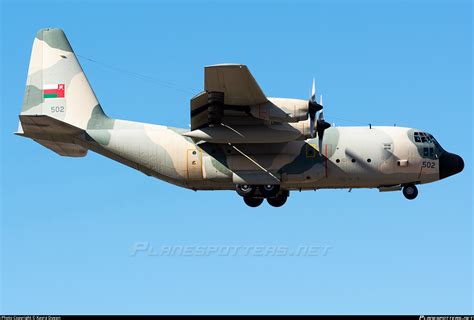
439;152;464;179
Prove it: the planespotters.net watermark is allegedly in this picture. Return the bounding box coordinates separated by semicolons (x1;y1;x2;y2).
130;242;333;257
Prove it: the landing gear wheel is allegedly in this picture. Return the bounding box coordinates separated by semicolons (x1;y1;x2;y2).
267;190;289;207
243;196;264;208
259;184;280;198
403;184;418;200
236;184;256;197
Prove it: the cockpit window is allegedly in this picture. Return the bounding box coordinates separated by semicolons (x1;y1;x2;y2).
427;134;437;145
414;131;444;153
414;132;421;142
414;131;433;144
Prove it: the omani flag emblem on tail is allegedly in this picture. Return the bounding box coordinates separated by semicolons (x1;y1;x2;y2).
43;84;65;99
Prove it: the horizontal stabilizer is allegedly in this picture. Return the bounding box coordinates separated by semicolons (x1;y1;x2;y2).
32;138;88;157
17;115;84;138
17;115;87;157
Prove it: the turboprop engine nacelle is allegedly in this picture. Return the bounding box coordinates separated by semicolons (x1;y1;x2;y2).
249;98;310;123
288;118;313;139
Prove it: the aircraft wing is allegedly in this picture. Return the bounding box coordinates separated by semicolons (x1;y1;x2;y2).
191;64;269;131
204;64;268;106
188;64;310;144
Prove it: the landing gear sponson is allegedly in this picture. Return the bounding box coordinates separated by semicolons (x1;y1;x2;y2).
236;185;289;208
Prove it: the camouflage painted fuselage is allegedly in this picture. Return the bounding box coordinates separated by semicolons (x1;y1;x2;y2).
83;119;441;191
18;28;463;199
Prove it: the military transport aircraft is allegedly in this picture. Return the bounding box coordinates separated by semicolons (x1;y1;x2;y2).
17;28;464;207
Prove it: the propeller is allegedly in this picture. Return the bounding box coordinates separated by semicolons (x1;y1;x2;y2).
316;98;331;154
308;78;323;138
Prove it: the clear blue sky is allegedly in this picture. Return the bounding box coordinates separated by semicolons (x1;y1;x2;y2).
1;0;472;315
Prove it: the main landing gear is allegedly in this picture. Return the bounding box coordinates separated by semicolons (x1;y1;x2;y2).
236;185;289;208
243;196;264;207
402;184;418;200
267;190;289;207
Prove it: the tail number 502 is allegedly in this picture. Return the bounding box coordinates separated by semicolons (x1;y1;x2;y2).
422;161;436;169
50;106;65;113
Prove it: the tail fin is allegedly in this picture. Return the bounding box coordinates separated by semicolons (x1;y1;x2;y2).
20;28;108;130
17;28;112;157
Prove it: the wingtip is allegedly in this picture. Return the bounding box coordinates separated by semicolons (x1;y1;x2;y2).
205;63;247;69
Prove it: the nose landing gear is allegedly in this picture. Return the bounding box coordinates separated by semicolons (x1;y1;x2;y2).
402;184;418;200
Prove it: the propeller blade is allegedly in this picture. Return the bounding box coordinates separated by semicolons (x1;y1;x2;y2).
308;78;320;138
316;111;331;155
307;79;324;138
318;110;324;121
308;100;323;117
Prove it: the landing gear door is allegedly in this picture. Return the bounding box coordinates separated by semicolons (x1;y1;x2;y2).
187;149;203;180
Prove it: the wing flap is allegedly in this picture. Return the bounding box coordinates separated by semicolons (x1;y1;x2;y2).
183;124;303;144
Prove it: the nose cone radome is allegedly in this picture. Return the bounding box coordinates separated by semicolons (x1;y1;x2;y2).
439;152;464;179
